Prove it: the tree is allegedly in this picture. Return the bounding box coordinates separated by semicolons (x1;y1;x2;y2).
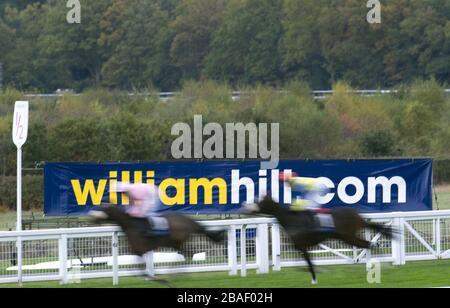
100;0;179;90
381;0;450;85
0;18;14;64
282;0;387;89
281;0;330;89
1;4;58;90
40;0;113;90
317;0;385;87
170;0;228;80
0;0;46;13
204;0;283;86
0;0;448;92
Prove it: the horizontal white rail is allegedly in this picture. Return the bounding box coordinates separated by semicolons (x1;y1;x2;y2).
0;217;276;238
362;210;450;220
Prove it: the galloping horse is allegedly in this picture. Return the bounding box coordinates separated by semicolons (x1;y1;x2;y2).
243;196;394;284
90;206;225;273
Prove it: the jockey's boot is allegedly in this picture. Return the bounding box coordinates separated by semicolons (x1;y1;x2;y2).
143;218;158;238
145;216;170;237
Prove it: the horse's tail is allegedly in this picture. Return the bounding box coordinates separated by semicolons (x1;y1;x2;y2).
199;226;226;243
364;220;396;239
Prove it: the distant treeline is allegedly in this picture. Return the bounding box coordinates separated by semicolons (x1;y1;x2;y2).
0;0;449;92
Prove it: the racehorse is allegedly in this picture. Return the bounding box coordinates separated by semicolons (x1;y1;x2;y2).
243;196;394;284
89;206;225;275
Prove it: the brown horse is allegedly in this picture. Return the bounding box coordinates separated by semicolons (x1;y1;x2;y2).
89;206;225;267
243;196;394;284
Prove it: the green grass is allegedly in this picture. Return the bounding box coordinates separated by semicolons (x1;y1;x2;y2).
435;185;450;210
1;260;449;288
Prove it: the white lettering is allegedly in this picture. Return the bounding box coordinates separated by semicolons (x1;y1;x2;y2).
368;176;406;203
231;170;255;204
337;177;365;204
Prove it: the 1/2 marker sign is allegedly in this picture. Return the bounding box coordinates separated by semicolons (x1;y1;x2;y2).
12;101;29;148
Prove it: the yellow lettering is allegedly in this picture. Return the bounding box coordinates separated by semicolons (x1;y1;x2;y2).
121;171;130;205
109;171;118;205
71;179;107;206
189;178;227;205
134;171;143;183
159;179;185;206
146;171;155;186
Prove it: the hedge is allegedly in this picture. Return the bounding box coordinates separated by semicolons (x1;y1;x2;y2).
0;175;43;211
434;159;450;185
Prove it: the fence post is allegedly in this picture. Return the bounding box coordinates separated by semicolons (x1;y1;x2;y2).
392;217;405;265
227;226;237;276
392;218;400;265
256;223;269;274
432;219;436;246
365;227;372;267
271;224;281;271
112;232;119;286
240;225;247;277
436;218;441;259
145;251;155;277
17;236;22;285
59;234;68;284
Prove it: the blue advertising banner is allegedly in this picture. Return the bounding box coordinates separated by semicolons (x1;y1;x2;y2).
44;159;432;216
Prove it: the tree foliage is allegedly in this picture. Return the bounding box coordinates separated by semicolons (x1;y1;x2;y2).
0;0;448;91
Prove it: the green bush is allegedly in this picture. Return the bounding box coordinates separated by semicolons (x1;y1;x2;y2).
434;160;450;185
0;175;43;211
359;130;398;157
0;88;24;116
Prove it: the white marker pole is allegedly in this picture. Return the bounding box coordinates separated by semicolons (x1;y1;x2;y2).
12;101;28;286
17;147;22;231
12;101;29;232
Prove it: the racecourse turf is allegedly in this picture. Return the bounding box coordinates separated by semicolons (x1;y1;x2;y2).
1;260;449;288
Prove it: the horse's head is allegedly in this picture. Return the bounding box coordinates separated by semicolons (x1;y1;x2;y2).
88;206;135;230
242;196;280;215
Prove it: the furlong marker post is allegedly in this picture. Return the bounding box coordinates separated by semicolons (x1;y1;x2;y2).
12;101;29;285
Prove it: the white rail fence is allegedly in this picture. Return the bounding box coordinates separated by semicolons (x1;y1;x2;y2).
0;211;449;285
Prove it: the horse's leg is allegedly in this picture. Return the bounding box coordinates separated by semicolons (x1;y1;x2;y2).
141;251;174;287
301;250;317;285
341;236;371;249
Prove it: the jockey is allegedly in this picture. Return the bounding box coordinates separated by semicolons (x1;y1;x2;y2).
279;172;330;213
113;182;169;235
280;172;335;232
